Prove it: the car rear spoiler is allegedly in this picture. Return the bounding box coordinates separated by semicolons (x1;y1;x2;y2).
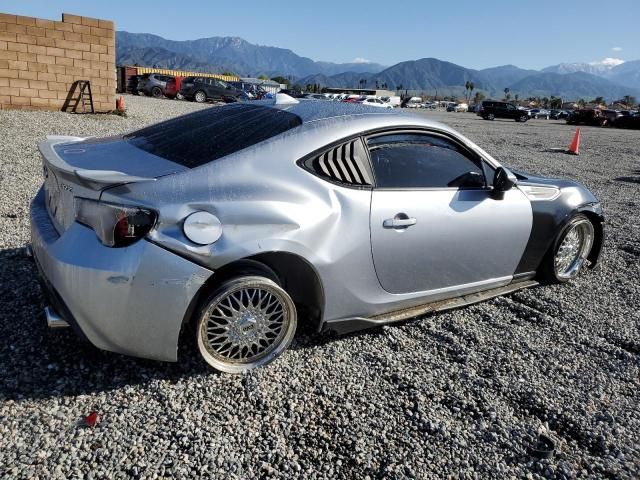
38;135;157;189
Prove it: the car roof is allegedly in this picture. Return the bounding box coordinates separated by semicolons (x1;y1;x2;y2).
253;98;397;124
250;98;461;141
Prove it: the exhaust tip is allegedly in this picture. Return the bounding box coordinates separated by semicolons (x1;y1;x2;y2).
45;306;70;329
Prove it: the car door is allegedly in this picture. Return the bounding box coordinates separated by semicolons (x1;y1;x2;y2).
367;131;532;294
505;103;518;118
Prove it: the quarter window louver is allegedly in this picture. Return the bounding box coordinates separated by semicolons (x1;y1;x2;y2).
309;140;373;186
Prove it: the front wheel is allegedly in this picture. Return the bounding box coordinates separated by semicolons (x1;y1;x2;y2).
539;214;595;283
487;113;495;120
195;276;297;373
176;92;184;100
518;114;528;122
194;90;207;103
151;86;163;98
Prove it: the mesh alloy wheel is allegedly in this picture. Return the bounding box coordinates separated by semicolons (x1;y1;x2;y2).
196;276;297;373
553;217;594;280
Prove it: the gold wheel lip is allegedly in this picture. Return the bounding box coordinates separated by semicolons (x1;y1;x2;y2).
196;276;297;374
554;219;594;280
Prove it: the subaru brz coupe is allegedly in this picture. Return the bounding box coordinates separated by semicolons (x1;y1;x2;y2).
30;95;603;373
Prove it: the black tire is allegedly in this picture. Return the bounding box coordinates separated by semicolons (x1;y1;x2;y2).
487;113;495;121
538;214;595;284
482;114;488;120
195;275;297;373
194;90;207;103
518;114;528;122
151;86;163;98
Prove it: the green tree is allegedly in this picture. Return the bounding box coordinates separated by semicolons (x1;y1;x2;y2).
473;91;485;104
271;76;289;85
504;87;510;101
514;93;519;103
622;95;637;107
592;96;604;106
577;98;586;108
222;71;236;77
258;74;269;80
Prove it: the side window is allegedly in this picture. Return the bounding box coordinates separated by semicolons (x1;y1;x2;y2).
367;133;485;189
506;104;515;110
302;139;373;187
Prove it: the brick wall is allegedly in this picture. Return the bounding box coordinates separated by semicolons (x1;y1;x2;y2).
0;12;115;112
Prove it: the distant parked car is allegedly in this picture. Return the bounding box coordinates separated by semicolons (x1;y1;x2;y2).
304;93;329;100
468;104;481;113
137;73;174;98
479;101;529;122
529;109;551;119
446;103;468;112
402;97;424;108
164;76;184;100
180;77;246;103
381;96;401;108
566;109;607;127
613;112;640;129
359;97;394;109
601;109;623;126
550;109;569;120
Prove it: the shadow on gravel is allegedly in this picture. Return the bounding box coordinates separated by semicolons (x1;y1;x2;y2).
614;176;640;184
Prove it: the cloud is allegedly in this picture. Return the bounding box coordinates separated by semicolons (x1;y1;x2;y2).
589;57;625;67
352;57;371;64
611;46;623;52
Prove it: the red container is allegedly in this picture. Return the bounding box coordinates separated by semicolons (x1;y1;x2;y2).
165;76;183;99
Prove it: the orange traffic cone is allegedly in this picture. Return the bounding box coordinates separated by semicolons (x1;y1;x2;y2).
116;96;124;112
567;128;580;155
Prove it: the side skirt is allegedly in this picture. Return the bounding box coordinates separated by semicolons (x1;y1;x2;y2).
324;279;539;335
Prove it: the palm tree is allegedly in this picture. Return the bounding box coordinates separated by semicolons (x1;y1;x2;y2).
468;82;474;104
504;87;510;101
464;81;470;102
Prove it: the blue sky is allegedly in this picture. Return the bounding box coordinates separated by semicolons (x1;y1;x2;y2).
1;0;638;69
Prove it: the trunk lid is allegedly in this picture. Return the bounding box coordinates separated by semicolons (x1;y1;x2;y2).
40;135;186;233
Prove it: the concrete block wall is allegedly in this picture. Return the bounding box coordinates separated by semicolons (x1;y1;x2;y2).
0;12;115;112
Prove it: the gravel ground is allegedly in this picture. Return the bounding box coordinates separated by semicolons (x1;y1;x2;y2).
0;95;638;479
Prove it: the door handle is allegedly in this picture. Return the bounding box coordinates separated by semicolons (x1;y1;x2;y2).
383;216;417;229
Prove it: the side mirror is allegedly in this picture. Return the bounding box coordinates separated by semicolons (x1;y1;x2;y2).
493;167;517;196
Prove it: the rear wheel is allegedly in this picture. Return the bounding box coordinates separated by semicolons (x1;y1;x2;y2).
487;113;495;120
194;90;207;103
539;214;595;283
195;276;297;373
151;86;163;98
176;92;184;100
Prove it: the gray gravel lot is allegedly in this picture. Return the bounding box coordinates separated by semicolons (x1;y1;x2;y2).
0;95;638;479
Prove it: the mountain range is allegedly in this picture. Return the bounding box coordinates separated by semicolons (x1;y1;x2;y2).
117;31;640;100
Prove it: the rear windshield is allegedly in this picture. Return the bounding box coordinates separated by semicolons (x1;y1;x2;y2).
125;104;302;168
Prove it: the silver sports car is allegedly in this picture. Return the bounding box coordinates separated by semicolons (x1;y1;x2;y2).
30;95;603;373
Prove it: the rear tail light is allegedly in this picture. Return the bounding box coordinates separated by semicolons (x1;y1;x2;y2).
75;198;157;247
